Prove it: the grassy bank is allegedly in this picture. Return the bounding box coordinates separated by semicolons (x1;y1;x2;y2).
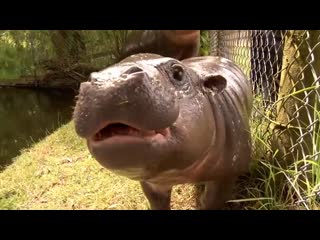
0;122;196;210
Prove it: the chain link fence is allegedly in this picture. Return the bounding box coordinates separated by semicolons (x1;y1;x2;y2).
209;30;320;209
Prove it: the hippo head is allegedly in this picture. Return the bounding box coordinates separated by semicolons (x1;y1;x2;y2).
73;53;228;181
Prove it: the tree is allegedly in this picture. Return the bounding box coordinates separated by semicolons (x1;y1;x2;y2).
49;30;86;67
272;30;320;166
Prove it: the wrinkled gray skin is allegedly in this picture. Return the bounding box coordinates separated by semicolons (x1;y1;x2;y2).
73;53;253;210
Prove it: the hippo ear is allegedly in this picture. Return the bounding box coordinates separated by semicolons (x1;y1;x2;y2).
202;74;227;95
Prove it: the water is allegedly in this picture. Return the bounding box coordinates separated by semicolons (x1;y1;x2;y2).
0;88;77;170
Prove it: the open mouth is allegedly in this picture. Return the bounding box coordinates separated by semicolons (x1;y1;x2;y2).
92;123;170;142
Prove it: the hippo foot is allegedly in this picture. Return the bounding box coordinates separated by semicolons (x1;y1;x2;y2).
140;181;172;210
196;178;237;210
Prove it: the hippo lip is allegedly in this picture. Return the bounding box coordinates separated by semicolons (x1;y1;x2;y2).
91;122;170;143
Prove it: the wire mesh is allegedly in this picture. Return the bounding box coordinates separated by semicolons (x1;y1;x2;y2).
209;30;320;208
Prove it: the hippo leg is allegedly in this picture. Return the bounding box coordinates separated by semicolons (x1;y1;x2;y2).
198;177;237;210
140;182;172;210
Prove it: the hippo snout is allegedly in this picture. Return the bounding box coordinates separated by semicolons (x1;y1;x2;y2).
90;65;145;84
73;63;180;140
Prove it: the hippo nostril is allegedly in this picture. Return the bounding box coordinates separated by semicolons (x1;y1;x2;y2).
123;66;144;75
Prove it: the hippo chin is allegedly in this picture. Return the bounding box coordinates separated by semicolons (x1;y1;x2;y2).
73;53;253;210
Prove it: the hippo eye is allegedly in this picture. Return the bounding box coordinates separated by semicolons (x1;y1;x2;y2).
172;64;184;82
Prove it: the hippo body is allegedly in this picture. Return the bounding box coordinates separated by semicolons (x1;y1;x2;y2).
119;30;200;61
73;53;253;210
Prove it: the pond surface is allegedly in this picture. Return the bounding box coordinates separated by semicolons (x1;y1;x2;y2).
0;88;77;170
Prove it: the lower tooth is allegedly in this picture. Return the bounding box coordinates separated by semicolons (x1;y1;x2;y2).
133;132;140;137
144;131;156;137
96;132;102;140
129;129;139;136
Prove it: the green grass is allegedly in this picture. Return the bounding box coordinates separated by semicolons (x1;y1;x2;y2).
0;122;197;210
229;96;320;210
